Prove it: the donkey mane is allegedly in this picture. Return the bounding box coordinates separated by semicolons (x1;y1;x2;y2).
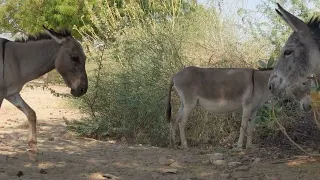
257;67;274;71
307;16;320;29
15;28;72;43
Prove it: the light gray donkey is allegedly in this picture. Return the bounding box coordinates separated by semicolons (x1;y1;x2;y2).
0;26;88;160
166;66;311;150
268;3;320;97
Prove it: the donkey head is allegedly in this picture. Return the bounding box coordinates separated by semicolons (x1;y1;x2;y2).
43;25;88;97
268;3;320;97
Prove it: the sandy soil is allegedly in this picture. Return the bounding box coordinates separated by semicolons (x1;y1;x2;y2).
1;85;320;180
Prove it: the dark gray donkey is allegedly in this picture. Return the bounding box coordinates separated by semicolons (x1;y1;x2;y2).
0;26;88;160
166;66;311;150
268;3;320;99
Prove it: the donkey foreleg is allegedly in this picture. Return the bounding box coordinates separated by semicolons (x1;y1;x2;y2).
0;88;5;108
245;109;258;149
6;93;37;161
0;98;3;108
237;106;252;150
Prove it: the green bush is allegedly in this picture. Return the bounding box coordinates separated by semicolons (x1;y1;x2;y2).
67;1;294;148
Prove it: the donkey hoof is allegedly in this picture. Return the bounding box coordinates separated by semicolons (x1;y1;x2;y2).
27;150;38;162
178;146;189;150
233;146;243;152
169;144;177;149
246;144;258;150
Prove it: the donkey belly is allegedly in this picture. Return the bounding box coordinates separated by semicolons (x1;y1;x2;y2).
198;97;242;113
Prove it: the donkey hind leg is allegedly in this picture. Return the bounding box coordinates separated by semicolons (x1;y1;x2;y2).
179;103;196;150
236;105;252;150
6;93;38;161
170;105;183;149
245;109;258;149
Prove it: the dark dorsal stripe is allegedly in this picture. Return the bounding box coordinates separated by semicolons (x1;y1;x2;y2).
257;67;274;71
14;28;72;43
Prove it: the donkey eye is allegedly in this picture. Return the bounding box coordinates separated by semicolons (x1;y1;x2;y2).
71;55;79;62
284;50;293;56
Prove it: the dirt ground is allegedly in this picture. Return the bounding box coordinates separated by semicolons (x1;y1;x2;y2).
1;85;320;180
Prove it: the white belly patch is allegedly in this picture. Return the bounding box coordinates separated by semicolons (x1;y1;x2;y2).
198;97;242;113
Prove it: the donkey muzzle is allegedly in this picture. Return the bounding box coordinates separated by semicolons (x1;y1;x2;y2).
71;84;88;97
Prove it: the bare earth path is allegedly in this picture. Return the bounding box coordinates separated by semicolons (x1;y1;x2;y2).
1;85;320;180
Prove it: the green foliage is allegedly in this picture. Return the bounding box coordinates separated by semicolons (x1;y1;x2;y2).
4;0;313;147
66;0;270;147
0;0;95;38
240;0;320;61
258;57;275;69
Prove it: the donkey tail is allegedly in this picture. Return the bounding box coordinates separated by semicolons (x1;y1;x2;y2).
166;77;174;123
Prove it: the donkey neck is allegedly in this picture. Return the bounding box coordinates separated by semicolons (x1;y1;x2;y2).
254;70;273;96
10;40;60;83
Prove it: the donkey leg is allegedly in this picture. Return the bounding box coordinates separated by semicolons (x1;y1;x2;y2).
179;106;193;150
6;93;37;161
246;110;258;149
170;106;183;148
0;97;3;107
236;107;252;150
0;89;5;107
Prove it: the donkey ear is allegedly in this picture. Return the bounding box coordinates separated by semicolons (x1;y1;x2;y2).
275;3;310;34
42;25;64;44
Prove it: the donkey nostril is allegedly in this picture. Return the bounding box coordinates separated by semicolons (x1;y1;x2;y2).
269;84;273;91
80;88;85;93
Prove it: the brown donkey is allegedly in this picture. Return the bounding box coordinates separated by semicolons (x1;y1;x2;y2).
166;66;311;150
0;26;88;160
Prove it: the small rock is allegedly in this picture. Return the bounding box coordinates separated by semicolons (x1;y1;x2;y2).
0;168;4;172
102;173;122;179
228;161;242;167
209;153;224;161
306;148;313;153
252;158;261;164
236;165;250;171
17;171;23;177
158;157;175;166
158;168;178;174
48;137;54;141
220;173;230;178
170;162;182;168
39;169;47;174
211;160;227;166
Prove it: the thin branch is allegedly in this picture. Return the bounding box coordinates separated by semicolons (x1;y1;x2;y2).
271;101;320;157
